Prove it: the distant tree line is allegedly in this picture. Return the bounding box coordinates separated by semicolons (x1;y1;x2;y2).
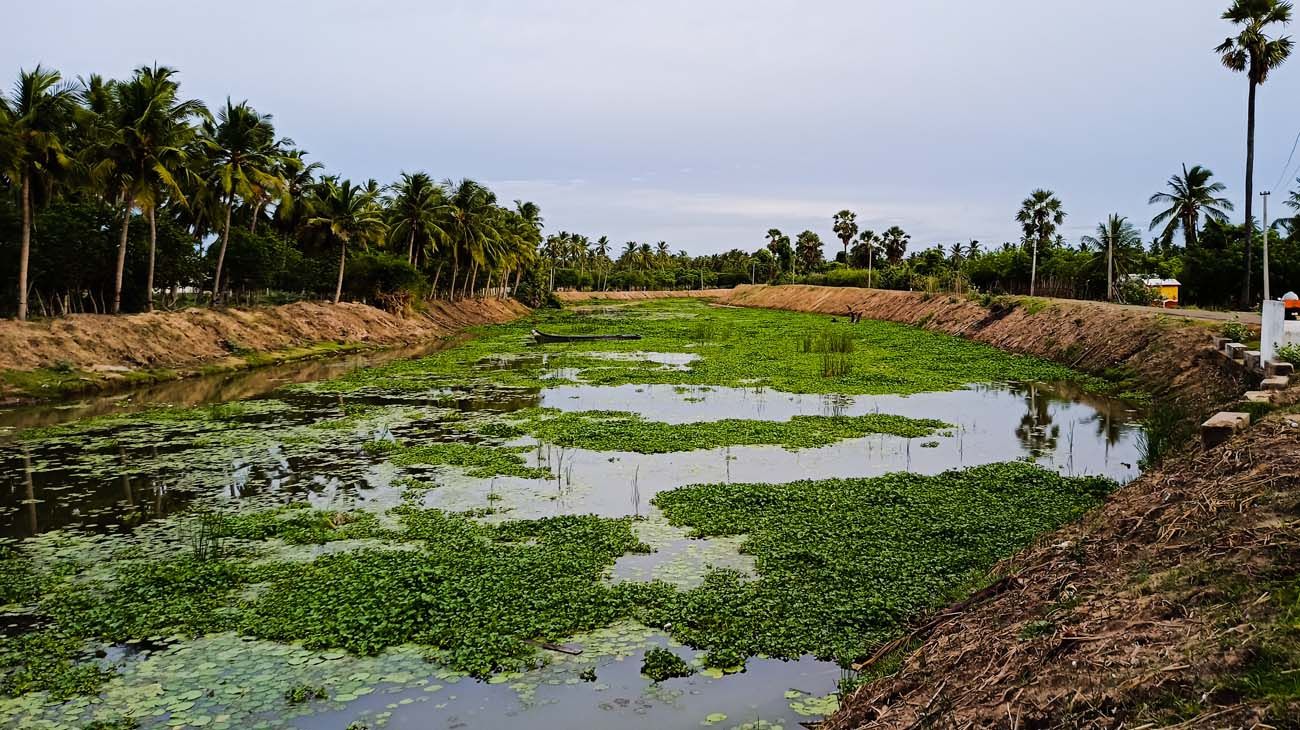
0;64;547;320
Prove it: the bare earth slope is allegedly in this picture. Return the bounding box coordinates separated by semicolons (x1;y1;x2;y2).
0;298;528;399
823;398;1300;729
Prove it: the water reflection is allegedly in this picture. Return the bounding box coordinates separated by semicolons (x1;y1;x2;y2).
0;377;1143;537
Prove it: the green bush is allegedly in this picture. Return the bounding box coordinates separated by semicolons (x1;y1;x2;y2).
1277;343;1300;367
344;252;424;301
1222;319;1252;343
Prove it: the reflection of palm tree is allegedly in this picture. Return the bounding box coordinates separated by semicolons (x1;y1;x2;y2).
1015;383;1060;455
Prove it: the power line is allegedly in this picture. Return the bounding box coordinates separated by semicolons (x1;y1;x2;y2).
1270;127;1300;193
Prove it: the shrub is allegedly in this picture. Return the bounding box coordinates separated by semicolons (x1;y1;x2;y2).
1221;319;1252;343
1276;343;1300;367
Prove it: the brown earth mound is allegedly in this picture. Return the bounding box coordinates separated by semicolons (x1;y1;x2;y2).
0;298;527;395
822;398;1300;729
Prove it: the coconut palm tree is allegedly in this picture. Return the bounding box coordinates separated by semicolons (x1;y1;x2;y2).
1015;189;1066;296
1;66;77;321
881;226;910;265
966;239;981;259
1081;214;1143;301
202;100;286;305
655;241;671;268
1148;164;1234;248
387;172;447;268
832;210;858;263
441;179;499;300
94;66;208;313
593;235;611;290
1216;0;1294;304
308;178;387;304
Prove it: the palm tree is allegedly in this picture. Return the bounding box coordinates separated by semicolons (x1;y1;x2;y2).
881;226;910;265
96;66;207;313
1015;189;1066;296
387;172;447;268
1281;177;1300;233
832;210;858;262
202;100;285;305
1216;0;1294;304
1;66;77;321
655;241;671;268
966;239;981;259
593;235;611;290
1148;164;1234;248
308;178;387;304
1081;214;1142;301
853;229;880;284
441;179;499;300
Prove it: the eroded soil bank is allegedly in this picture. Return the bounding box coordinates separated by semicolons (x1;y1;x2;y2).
0;298;529;401
562;285;1249;412
821;394;1300;729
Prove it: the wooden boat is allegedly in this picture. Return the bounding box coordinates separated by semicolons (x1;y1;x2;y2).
531;329;642;343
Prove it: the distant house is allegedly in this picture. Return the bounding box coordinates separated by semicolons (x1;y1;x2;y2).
1139;277;1180;307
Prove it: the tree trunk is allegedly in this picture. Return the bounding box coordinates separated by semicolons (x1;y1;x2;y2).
113;194;134;314
333;240;346;304
407;228;416;266
513;267;523;298
432;262;443;299
17;172;32;321
250;201;262;233
212;197;235;306
1029;238;1039;297
467;261;478;299
449;265;459;302
1106;238;1114;301
146;206;158;312
1242;78;1257;307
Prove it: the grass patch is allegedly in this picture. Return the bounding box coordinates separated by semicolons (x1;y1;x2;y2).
514;410;947;453
387;442;552;479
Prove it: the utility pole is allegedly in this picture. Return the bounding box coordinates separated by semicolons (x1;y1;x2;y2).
1262;191;1272;302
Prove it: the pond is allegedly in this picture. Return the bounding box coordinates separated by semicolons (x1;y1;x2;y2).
0;299;1145;730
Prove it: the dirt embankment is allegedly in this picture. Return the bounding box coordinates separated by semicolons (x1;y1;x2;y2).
563;285;1250;412
0;298;528;400
822;399;1300;729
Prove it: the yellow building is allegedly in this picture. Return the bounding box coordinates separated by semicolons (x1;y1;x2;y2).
1141;278;1181;307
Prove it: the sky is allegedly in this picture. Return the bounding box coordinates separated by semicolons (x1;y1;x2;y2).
8;0;1300;257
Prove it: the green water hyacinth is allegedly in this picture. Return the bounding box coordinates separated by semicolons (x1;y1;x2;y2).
513;409;947;453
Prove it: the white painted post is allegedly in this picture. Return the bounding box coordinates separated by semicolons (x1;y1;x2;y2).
1261;300;1285;363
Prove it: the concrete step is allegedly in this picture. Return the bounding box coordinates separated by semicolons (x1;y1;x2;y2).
1242;391;1275;404
1265;360;1295;378
1202;412;1250;448
1261;375;1291;391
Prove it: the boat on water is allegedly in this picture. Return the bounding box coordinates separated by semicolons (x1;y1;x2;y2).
531;329;642;343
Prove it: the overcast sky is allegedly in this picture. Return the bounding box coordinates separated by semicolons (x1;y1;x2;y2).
8;0;1300;256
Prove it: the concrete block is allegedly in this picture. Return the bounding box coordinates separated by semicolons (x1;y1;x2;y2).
1262;376;1291;391
1266;360;1295;378
1242;391;1274;404
1224;343;1246;360
1244;350;1263;371
1201;412;1250;449
1213;336;1230;351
